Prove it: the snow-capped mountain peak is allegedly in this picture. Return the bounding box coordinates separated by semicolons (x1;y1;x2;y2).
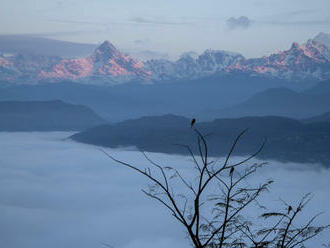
92;41;120;62
37;41;151;83
313;32;330;49
226;39;330;81
144;49;245;81
179;51;199;60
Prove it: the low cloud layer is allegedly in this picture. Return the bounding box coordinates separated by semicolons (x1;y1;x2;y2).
226;16;252;30
129;17;190;26
0;132;329;248
134;39;146;45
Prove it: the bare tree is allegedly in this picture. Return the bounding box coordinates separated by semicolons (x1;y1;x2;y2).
101;127;329;248
238;193;330;248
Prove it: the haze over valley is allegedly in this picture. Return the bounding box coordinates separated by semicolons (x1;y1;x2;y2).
0;132;329;248
1;0;330;247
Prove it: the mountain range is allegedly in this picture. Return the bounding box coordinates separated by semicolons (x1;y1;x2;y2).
1;33;330;84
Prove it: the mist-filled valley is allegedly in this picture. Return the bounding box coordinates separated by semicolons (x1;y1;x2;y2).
0;132;329;248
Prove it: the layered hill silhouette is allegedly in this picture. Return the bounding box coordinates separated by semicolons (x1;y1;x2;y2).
71;114;330;166
201;80;330;120
304;111;330;123
0;100;105;131
0;74;301;122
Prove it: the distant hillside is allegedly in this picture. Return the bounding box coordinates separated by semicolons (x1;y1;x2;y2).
303;111;330;123
71;114;330;166
0;75;301;122
201;80;330;120
303;80;330;95
0;35;97;57
0;100;105;131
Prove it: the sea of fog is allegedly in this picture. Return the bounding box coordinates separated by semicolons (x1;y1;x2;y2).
0;132;329;248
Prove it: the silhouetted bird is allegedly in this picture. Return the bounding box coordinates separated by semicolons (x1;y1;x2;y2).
288;206;292;214
191;118;196;128
230;167;234;176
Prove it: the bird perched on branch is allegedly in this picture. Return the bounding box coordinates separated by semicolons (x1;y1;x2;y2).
191;118;196;128
288;206;292;214
230;167;234;176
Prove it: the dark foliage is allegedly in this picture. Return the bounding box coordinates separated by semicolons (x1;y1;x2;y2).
72;115;330;166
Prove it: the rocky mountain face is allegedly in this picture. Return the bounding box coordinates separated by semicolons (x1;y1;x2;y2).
144;50;244;81
39;41;152;84
313;32;330;49
1;33;330;84
0;41;151;84
146;35;330;82
0;53;62;82
228;39;330;81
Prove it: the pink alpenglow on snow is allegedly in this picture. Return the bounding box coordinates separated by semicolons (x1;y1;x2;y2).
0;58;12;67
1;35;330;84
39;58;93;80
227;39;330;79
39;41;152;82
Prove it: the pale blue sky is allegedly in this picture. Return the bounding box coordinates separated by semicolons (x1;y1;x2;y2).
1;0;330;58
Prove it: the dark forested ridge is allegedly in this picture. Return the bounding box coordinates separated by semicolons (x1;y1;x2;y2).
0;100;106;131
71;114;330;167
